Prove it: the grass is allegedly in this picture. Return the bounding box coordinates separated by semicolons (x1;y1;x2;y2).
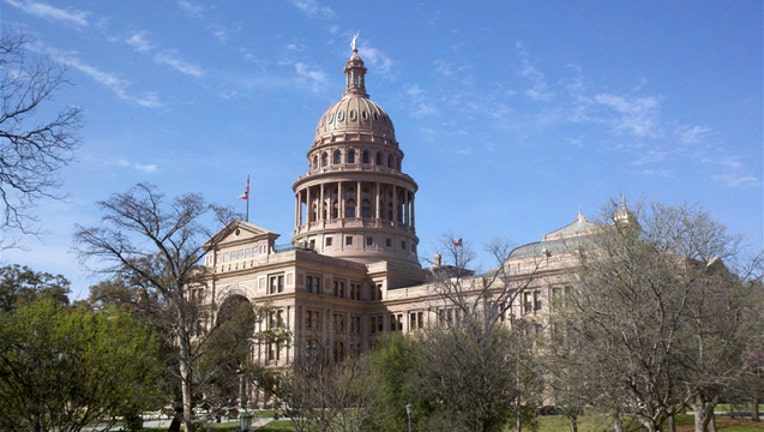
255;420;295;431
535;414;764;432
139;413;764;432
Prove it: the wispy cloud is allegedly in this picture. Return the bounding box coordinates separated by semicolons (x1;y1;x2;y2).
295;62;327;92
404;85;439;118
676;124;712;144
592;94;662;139
705;156;760;188
515;41;553;102
126;31;154;53
154;51;204;78
118;159;158;174
6;0;88;27
39;43;162;108
177;0;204;19
289;0;335;18
361;46;395;77
124;32;204;78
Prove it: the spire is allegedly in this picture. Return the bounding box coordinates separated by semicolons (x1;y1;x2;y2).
343;32;368;98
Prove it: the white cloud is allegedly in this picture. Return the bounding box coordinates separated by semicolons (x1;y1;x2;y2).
41;45;162;108
126;31;154;53
118;159;158;174
708;156;760;188
6;0;88;27
177;0;204;18
295;62;327;92
289;0;335;18
677;124;712;144
154;51;204;78
404;85;439;118
593;93;662;139
359;46;394;77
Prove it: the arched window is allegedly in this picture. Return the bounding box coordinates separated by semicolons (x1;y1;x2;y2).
312;155;318;170
375;152;382;165
346;199;356;218
347;150;355;164
362;151;369;164
333;150;341;165
321;152;328;167
387;155;393;168
331;200;338;219
361;199;371;218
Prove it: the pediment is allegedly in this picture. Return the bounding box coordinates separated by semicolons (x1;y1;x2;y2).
204;220;280;250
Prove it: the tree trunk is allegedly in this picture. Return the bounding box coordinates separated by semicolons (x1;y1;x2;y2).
691;398;715;432
612;411;624;432
568;413;578;432
177;313;196;432
752;397;761;422
668;415;675;432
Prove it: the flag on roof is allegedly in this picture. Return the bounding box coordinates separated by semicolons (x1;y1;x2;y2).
239;178;249;200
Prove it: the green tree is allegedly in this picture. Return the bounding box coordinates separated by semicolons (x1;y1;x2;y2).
74;183;239;432
0;297;164;431
0;264;70;311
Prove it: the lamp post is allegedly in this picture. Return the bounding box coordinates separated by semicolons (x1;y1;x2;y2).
239;410;252;431
239;387;252;432
405;403;412;432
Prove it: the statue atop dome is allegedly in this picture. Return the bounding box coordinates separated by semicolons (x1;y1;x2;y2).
351;31;359;52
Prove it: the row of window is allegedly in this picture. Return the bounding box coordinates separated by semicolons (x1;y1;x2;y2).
321;235;413;251
206;245;267;265
323;109;387;124
311;148;401;171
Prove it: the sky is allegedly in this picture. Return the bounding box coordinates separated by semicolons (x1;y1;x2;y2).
0;0;761;299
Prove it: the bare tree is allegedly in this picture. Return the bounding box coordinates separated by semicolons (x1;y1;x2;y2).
412;235;543;432
0;30;82;243
74;183;238;432
568;200;753;432
275;341;385;432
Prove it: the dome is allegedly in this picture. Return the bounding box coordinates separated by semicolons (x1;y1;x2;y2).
313;47;397;146
315;96;396;140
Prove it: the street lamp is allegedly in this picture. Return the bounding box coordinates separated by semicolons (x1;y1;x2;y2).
405;403;412;432
239;410;252;432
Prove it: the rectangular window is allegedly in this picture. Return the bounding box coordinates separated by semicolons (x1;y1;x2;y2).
333;280;345;298
350;315;361;335
390;313;403;331
366;236;373;246
409;311;424;330
333;313;345;334
346;236;353;245
386;238;392;247
306;310;321;330
306;275;321;293
350;283;361;300
269;274;284;294
326;237;333;246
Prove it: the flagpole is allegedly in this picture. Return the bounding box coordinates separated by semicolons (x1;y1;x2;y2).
245;175;250;223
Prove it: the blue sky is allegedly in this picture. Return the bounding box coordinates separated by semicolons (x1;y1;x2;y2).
1;0;761;298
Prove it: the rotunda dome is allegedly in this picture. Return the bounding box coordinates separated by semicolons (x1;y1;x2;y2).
313;48;396;146
315;96;395;139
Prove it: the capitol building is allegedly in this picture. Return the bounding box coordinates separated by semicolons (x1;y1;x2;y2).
198;43;605;386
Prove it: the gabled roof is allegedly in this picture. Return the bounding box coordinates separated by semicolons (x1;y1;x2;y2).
203;220;280;250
